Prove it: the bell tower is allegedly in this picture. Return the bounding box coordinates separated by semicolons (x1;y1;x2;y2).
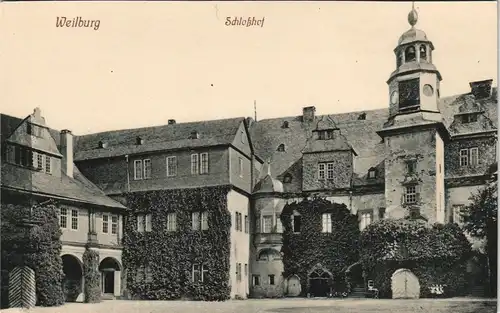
377;5;449;224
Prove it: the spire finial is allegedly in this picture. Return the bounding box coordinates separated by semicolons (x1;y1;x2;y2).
408;2;418;27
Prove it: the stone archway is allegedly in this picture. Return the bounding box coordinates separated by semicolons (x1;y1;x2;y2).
307;264;333;297
62;254;83;302
391;268;420;299
99;257;121;298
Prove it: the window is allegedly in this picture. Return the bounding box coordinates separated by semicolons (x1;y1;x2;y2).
239;158;244;177
137;214;145;233
318;163;326;180
276;214;283;233
405;46;416;62
460;148;479;167
404;185;418;204
200;153;209;174
399;78;420;109
269;274;275;285
277;144;285;152
45;156;51;173
282;121;289;128
102;214;109;233
379;208;386;219
360;212;372;231
322;213;332;233
461;114;478;123
27;123;43;137
192;264;208;283
167;213;177;231
36;153;43;170
134;160;143;180
192;212;208;231
244;264;248;276
71;209;78;230
452;205;465;224
244;215;249;233
406;160;417;174
368;169;376;179
145;266;153;283
292;214;301;232
327;163;334;180
236;263;242;282
470;148;479;166
235;212;242;231
59;208;68;228
262;215;272;233
143;159;152;179
111;215;118;234
419;44;427;60
460;149;469;166
145;214;152;232
253;275;260;286
283;174;292;183
166;156;177;177
191;154;199;175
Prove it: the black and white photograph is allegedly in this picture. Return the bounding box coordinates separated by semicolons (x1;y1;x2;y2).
0;1;497;312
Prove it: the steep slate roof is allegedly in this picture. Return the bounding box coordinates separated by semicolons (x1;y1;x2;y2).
250;88;497;191
0;113;126;209
74;117;246;161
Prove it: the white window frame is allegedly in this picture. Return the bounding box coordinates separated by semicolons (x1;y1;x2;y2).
166;156;177;177
191;154;199;175
71;209;78;230
404;185;418;204
111;215;118;235
167;213;177;231
262;215;273;233
102;214;109;233
322;213;332;233
276;214;283;233
360;212;372;231
145;266;153;284
134;160;143;180
200;152;209;174
318;163;325;180
45;155;51;173
453;205;465;224
469;147;479;166
327;163;334;180
459;149;469;167
201;211;208;231
192;264;207;283
192;212;200;230
143;159;152;179
145;214;152;232
137;214;145;233
59;208;68;229
37;153;43;171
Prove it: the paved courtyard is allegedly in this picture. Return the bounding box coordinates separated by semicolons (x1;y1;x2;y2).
1;298;497;313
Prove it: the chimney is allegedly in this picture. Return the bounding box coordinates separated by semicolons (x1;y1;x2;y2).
303;106;316;123
168;119;176;125
469;79;493;100
60;129;74;178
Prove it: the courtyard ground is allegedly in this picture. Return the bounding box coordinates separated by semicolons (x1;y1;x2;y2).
1;298;497;313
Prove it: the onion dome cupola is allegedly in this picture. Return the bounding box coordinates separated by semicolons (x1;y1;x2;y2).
387;4;443;119
254;159;284;193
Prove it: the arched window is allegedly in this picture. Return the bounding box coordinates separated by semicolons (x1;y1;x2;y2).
419;45;427;61
277;144;285;152
258;249;281;261
283;173;292;183
405;46;416;62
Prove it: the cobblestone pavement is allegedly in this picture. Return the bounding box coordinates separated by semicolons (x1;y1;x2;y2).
2;298;497;313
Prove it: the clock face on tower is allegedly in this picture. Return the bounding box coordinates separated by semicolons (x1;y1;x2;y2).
391;91;399;105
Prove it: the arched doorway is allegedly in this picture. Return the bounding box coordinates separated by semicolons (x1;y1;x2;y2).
62;254;83;302
308;264;333;297
345;261;364;296
286;275;301;297
391;268;420;299
99;257;121;297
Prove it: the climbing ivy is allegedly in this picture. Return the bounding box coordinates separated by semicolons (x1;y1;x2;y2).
83;248;101;303
280;197;360;296
122;186;232;301
1;202;65;307
360;219;472;298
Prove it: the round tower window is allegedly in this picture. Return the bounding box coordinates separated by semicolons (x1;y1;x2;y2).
423;84;434;97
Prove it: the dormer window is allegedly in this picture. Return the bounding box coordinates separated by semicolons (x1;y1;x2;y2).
368;168;376;179
358;113;366;120
27;123;43;137
419;45;427;61
461;113;478;124
98;141;108;149
277;144;285;152
405;46;416;62
136;137;145;145
282;121;289;128
283;173;292;183
190;131;199;139
318;130;335;140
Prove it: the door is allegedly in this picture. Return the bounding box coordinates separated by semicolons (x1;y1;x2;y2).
103;271;114;294
391;269;420;299
286;276;301;297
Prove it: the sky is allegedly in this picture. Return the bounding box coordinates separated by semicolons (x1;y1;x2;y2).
1;1;497;135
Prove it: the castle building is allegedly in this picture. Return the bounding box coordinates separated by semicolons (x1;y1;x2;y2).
1;7;497;301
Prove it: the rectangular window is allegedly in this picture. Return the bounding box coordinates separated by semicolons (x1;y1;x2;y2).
318;163;325;180
462;114;478;123
37;153;43;170
399;78;420;109
244;264;248;276
379;208;386;220
360;212;372;231
111;215;118;235
71;209;78;230
327;163;334;180
191;154;199;175
253;275;260;286
137;214;144;233
322;213;332;233
200;153;209;174
452;205;465;224
269;274;275;285
143;159;152;179
244;215;249;233
145;214;152;232
262;215;273;233
404;185;418;204
45;156;51;173
239;157;244;177
192;264;205;283
201;212;208;230
276;214;283;233
145;266;153;284
167;213;177;231
59;208;68;228
460;149;469;167
236;263;242;282
292;215;301;233
102;214;109;233
470;147;479;166
134;160;143;180
166;156;177;177
406;160;417;174
192;212;200;230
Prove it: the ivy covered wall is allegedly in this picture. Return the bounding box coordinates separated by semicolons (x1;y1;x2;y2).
122;186;232;301
280;197;360;296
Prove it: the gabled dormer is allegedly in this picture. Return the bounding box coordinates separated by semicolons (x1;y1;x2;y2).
448;92;497;137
